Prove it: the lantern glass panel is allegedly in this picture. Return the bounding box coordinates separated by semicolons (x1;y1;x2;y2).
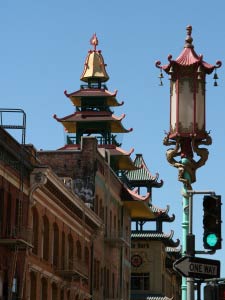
196;81;205;132
178;78;194;133
170;81;176;134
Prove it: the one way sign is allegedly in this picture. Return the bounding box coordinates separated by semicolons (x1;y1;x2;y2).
173;256;220;279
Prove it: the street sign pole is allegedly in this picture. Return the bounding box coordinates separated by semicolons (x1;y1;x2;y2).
187;191;194;300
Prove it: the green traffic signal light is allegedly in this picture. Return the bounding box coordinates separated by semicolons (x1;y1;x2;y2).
203;195;222;250
205;233;218;247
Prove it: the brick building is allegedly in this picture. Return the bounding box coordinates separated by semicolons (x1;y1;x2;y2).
0;34;181;300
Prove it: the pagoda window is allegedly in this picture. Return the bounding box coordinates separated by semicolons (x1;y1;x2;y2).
81;97;110;112
131;273;150;291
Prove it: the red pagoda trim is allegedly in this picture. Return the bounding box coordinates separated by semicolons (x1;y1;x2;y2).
64;88;118;99
54;112;128;123
125;187;150;202
155;25;222;74
107;147;134;157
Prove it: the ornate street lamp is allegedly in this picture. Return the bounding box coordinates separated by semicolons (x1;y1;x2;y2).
156;25;221;187
156;25;221;300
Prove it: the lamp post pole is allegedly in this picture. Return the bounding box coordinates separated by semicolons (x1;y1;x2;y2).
156;25;221;300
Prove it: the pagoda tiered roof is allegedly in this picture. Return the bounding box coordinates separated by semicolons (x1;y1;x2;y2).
122;186;155;219
125;154;163;188
166;245;182;256
131;230;180;247
146;297;173;300
102;146;138;171
151;204;175;222
53;111;132;134
64;88;124;107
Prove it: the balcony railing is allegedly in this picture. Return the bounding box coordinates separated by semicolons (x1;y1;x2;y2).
66;135;121;147
55;257;89;280
0;225;33;248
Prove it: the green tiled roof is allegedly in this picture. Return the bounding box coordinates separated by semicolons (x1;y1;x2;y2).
131;294;173;300
125;154;163;188
131;230;180;247
151;204;175;222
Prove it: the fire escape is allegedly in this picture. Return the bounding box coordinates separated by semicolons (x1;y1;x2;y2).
0;108;32;299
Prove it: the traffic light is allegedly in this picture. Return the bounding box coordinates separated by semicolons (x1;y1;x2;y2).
204;284;217;300
219;284;225;300
203;195;222;250
204;283;225;300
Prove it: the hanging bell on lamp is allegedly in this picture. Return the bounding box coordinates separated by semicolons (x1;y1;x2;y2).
158;69;164;86
213;69;219;86
168;66;174;80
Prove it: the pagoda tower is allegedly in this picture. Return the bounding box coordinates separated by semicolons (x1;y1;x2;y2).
54;33;135;174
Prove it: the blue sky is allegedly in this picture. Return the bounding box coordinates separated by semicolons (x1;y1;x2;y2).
1;1;225;277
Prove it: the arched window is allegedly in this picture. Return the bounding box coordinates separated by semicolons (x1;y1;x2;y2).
51;282;57;300
84;246;89;266
68;234;73;270
6;192;12;235
41;277;48;300
0;189;4;235
112;273;115;298
52;223;59;267
76;240;82;260
30;272;37;300
60;288;64;300
61;231;65;269
32;208;39;255
42;216;49;261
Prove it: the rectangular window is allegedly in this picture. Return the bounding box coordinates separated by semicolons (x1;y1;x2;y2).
131;273;150;290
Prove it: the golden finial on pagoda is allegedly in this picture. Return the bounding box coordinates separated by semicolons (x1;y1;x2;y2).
90;33;98;51
80;33;109;83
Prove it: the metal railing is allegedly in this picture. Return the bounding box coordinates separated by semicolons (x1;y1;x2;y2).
0;225;33;246
56;257;89;278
